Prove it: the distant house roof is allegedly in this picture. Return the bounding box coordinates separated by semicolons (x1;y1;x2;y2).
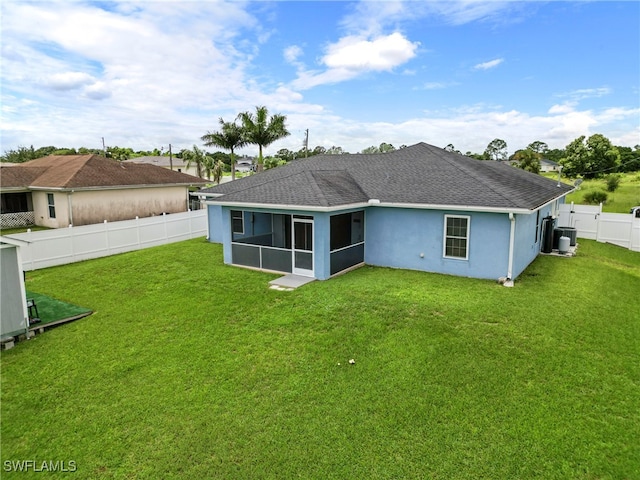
540;159;559;167
123;156;190;169
0;155;208;190
201;142;573;211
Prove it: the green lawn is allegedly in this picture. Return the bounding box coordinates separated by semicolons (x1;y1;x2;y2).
0;226;49;236
563;173;640;213
2;239;639;479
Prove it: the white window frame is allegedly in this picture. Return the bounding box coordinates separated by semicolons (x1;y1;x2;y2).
443;214;470;260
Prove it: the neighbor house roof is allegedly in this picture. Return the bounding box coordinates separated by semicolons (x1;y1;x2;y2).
200;142;573;211
123;156;190;169
540;159;559;167
0;155;208;190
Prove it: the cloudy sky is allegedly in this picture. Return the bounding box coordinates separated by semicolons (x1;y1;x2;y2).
1;0;638;157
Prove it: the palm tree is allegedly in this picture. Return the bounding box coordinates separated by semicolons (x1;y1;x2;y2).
237;106;290;172
201;119;247;180
202;155;225;184
182;145;206;178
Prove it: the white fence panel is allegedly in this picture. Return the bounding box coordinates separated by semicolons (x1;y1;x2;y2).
5;210;207;270
557;203;639;252
598;213;633;249
557;204;600;240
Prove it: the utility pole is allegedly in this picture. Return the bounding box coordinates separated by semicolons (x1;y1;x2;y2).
102;137;106;156
304;129;309;158
169;144;173;170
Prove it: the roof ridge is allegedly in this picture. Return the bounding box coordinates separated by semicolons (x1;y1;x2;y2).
427;145;526;208
305;170;330;207
60;154;101;188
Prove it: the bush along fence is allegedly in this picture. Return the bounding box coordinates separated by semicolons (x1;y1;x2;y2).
557;203;640;252
3;210;207;271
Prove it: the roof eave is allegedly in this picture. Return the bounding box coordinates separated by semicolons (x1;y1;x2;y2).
202;200;371;213
28;183;206;191
202;197;570;215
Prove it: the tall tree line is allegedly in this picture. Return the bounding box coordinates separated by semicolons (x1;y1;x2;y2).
3;127;639;178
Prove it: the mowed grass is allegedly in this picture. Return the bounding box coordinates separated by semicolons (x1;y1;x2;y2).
1;239;639;479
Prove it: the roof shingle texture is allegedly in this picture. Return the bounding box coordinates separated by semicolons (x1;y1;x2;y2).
202;142;573;210
0;155;207;189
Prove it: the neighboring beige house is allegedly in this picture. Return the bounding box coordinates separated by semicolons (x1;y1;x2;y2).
540;159;560;172
123;156;202;178
0;155;208;228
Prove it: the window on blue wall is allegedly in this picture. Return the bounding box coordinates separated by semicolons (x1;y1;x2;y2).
231;210;244;234
443;215;469;259
330;211;364;251
535;210;541;242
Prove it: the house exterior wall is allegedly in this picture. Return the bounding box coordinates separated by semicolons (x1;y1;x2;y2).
365;207;512;280
33;191;70;228
33;187;189;228
208;204;224;243
511;206;549;279
208;203;554;281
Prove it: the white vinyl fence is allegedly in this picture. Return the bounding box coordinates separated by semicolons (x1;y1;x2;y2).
4;210;207;271
557;203;640;252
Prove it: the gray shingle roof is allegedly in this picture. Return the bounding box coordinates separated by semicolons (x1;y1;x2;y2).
201;142;573;210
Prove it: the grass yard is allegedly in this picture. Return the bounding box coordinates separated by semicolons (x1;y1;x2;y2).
1;239;639;479
0;226;50;236
563;172;640;213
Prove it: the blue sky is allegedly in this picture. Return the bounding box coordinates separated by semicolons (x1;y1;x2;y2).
1;1;638;157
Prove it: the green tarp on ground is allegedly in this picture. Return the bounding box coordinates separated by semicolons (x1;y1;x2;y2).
25;291;92;327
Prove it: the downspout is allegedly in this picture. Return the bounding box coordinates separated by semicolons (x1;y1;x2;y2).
507;212;516;283
67;190;74;226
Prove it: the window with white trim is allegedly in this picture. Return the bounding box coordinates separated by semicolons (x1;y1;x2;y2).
443;215;469;259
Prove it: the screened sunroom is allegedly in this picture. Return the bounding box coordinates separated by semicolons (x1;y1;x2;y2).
228;209;365;279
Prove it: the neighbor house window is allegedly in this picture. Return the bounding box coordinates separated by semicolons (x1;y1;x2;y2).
47;193;56;219
443;215;469;259
231;210;244;234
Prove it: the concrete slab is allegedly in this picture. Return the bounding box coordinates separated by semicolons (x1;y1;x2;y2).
269;274;315;290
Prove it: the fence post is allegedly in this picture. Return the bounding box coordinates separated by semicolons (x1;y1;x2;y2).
595;203;603;243
69;224;75;263
163;212;168;240
104;220;110;254
136;216;141;248
27;228;35;271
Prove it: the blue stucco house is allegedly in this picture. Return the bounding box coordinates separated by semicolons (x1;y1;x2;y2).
199;143;573;282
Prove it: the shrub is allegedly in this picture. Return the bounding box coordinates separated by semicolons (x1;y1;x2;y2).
583;190;608;205
605;175;621;192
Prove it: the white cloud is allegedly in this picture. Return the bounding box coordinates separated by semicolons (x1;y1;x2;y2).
558;87;612;101
83;82;112;100
423;1;517;26
419;82;458;90
45;72;96;91
474;58;504;70
340;0;517;33
284;45;303;65
548;103;575;115
324;33;418;71
291;32;419;90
